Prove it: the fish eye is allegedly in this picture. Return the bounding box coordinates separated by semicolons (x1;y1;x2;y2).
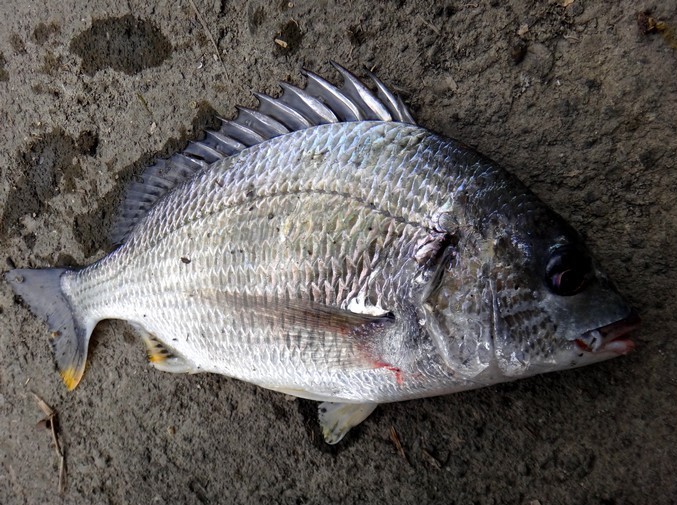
545;247;593;296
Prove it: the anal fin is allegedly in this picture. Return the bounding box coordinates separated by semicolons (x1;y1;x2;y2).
318;402;378;444
141;334;197;374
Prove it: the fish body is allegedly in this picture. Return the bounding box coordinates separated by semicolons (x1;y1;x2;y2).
5;65;637;443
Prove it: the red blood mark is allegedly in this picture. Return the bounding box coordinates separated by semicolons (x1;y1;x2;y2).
373;360;404;385
575;339;591;352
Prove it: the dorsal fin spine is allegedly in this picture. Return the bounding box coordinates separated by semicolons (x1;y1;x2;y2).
303;70;364;121
278;83;339;124
254;92;313;130
330;62;392;121
366;70;408;122
205;131;246;155
218;119;265;146
235;106;290;137
111;66;416;245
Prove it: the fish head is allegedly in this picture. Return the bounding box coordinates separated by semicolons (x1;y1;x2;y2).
488;215;638;378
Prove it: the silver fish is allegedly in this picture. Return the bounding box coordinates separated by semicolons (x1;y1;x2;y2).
5;64;637;444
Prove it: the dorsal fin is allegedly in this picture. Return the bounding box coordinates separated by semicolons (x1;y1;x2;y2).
111;154;207;245
111;65;416;245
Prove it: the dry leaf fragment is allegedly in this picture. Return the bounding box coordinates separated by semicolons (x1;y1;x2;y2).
32;392;54;417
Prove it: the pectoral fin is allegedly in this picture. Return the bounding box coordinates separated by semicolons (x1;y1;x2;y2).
318;402;378;444
195;289;397;370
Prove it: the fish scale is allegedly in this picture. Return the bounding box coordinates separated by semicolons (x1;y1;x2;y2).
63;122;438;394
5;66;636;444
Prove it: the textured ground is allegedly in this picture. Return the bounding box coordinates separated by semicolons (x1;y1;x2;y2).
1;1;676;504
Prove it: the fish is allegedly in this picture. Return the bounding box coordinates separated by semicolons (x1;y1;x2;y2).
4;63;638;444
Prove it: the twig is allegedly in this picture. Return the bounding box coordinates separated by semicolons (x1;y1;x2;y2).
421;448;443;469
417;15;441;35
59;456;66;493
188;0;227;74
389;426;409;464
32;392;66;494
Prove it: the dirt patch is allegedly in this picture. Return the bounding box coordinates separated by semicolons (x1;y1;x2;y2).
32;21;61;45
0;52;8;82
274;20;304;56
69;14;172;76
1;129;99;237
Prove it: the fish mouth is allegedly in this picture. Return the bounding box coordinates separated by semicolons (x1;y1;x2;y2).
574;309;640;355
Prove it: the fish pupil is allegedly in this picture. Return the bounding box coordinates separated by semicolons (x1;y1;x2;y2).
553;269;583;293
546;247;592;296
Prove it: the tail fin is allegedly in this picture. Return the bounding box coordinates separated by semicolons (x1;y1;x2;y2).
5;268;91;390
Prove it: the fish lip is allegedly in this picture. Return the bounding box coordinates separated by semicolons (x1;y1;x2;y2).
575;309;640;355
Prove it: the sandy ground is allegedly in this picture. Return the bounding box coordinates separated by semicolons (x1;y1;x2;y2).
1;1;676;504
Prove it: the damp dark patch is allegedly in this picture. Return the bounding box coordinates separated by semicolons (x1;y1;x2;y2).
79;101;220;255
78;130;99;157
194;31;209;49
347;24;366;46
510;40;528;64
2;131;72;235
55;252;79;268
61;131;100;192
0;52;8;82
24;233;37;250
9;33;26;54
1;128;99;236
218;0;228;16
73;211;109;258
40;51;62;75
435;5;457;17
274;20;303;56
248;5;266;34
585;79;602;92
32;21;61;45
69;15;172;76
639;149;660;169
30;83;63;100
